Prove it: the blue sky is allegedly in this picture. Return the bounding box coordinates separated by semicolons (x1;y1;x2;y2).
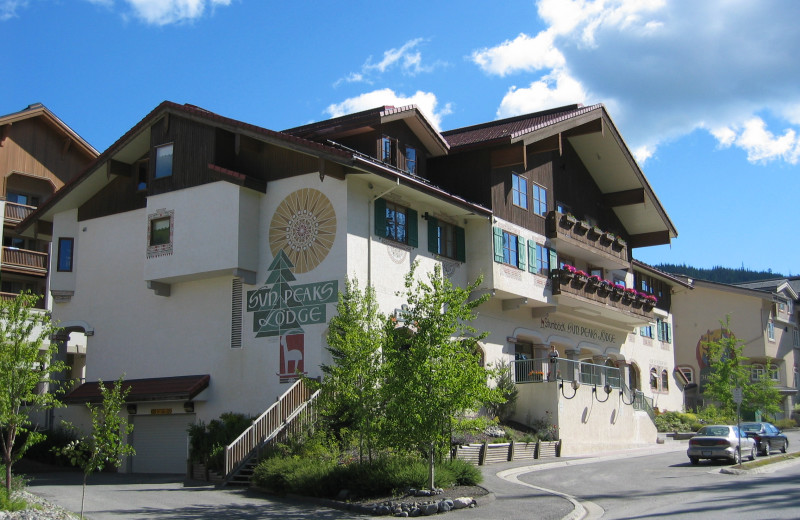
3;0;799;276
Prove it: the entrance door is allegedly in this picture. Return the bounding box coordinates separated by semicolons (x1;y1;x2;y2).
131;414;195;474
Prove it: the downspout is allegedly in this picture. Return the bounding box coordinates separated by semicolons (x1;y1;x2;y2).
367;178;400;290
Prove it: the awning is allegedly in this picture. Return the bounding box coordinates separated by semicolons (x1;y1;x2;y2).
65;374;210;404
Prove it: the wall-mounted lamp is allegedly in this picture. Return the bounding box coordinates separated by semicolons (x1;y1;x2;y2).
422;212;430;221
559;379;580;399
183;401;194;413
126;404;137;415
592;383;612;402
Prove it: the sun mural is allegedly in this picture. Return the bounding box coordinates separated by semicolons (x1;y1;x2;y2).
269;188;337;274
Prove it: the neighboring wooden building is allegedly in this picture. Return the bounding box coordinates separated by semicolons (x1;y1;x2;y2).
19;101;681;473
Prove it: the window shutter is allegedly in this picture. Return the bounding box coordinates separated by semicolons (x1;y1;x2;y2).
517;237;526;270
455;226;466;262
493;227;504;262
427;217;438;254
657;321;663;341
665;323;672;343
407;208;418;247
548;248;558;273
374;198;386;237
528;241;536;273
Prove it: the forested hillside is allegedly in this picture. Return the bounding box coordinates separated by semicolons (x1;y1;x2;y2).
655;264;785;284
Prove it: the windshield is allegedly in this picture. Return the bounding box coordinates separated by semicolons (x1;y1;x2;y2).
697;426;730;436
741;424;761;432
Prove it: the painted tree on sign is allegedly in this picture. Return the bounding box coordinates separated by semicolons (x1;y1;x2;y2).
0;291;64;494
319;278;385;462
382;262;499;490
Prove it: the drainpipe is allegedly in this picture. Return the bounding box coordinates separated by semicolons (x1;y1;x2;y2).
367;179;400;290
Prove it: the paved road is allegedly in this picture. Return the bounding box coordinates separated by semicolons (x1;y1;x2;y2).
25;431;800;520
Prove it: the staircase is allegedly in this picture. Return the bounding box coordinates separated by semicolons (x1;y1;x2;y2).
222;378;320;486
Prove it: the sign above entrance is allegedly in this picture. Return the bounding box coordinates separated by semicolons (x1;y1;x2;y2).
539;315;618;345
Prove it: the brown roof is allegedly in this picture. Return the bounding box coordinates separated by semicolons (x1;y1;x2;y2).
442;104;601;149
65;374;210;403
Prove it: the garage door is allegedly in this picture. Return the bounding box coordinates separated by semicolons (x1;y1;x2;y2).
131;414;195;474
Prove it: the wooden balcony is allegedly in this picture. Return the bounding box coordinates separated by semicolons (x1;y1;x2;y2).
551;269;655;326
4;201;36;223
1;247;48;276
0;292;46;309
545;211;629;270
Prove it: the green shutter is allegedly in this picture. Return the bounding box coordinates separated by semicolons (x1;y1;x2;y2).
665;323;672;343
548;248;558;274
428;217;439;254
656;320;663;341
407;208;418;247
528;241;536;273
493;227;504;262
455;226;466;262
517;237;526;270
374;198;386;237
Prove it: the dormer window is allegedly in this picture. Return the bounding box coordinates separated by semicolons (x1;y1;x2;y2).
154;143;173;179
381;136;397;165
405;146;417;174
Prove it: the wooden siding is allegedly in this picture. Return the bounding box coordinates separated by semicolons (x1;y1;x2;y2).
427;149;492;208
0;118;92;198
489;149;552;236
79;173;147;222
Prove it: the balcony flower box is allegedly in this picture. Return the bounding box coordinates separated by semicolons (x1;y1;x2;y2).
600;231;615;245
560;213;578;228
588;225;602;240
610;283;625;301
596;280;612;297
622;287;637;304
642;294;657;311
613;236;627;250
559;265;576;283
574;220;590;234
571;270;589;288
587;275;602;287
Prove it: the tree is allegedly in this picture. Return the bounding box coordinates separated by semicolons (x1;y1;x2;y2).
702;316;750;420
0;291;64;494
382;262;498;489
55;376;135;519
319;278;385;462
746;358;782;420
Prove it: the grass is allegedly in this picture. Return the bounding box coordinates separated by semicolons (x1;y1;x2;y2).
737;451;800;470
0;489;36;512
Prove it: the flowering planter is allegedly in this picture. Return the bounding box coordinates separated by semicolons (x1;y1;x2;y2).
574;220;590;234
571;275;588;288
587;226;602;240
560;214;577;228
613;236;627;250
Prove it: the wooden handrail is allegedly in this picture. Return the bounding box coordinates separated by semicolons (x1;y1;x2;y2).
2;247;48;270
4;202;36;222
224;378;316;477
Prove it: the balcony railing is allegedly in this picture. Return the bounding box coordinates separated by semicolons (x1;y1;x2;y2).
4;201;36;223
0;292;46;308
1;247;48;275
513;356;622;388
551;269;656;320
545;211;628;266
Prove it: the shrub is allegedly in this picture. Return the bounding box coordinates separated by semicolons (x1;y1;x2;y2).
17;427;78;466
774;418;797;429
187;412;252;471
654;411;697;432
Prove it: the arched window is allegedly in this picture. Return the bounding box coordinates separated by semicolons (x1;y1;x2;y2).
661;369;669;391
650;368;658;390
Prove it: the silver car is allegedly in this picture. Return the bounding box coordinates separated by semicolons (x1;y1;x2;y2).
687;425;756;465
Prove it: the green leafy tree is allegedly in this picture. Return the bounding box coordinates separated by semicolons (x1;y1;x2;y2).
319;278;385;462
746;358;782;420
382;262;498;489
702;316;749;420
55;376;135;519
0;291;65;493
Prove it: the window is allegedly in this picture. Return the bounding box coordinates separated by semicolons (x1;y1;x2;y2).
427;218;465;261
640;325;654;339
535;244;551;275
381;136;397;165
769;365;780;382
147;209;174;258
503;232;519;267
3;236;26;249
150;217;171;246
154;143;173;179
751;365;765;380
661;369;669;391
512;173;528;209
374;198;418;247
405;146;417;174
556;202;571;214
793;327;799;347
137;158;148;191
57;237;74;272
678;366;694;383
589;266;603;278
6;192;39;207
650;368;658;390
532;183;547;216
657;319;672;343
768;321;775;341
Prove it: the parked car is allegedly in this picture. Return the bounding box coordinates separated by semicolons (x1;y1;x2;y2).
740;422;789;456
687;425;756;465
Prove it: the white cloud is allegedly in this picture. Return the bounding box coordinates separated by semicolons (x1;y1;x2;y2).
471;0;800;166
496;69;589;118
336;39;439;86
0;0;27;21
87;0;231;25
325;89;452;130
471;31;564;77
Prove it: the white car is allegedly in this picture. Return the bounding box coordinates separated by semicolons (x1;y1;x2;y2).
687;425;756;465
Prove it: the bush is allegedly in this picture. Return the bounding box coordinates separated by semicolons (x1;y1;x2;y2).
774;418;797;429
20;427;79;466
187;412;252;471
0;488;29;512
654;411;698;432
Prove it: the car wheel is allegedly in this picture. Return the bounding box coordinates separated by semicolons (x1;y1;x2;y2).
731;449;741;465
761;444;769;456
689;457;699;465
749;446;756;461
781;440;787;454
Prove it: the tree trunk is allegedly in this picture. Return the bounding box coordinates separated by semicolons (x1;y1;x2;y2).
428;444;435;490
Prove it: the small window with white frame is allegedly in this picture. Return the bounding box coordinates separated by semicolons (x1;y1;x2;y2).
750;364;765;381
678;366;694;383
154;143;174;179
